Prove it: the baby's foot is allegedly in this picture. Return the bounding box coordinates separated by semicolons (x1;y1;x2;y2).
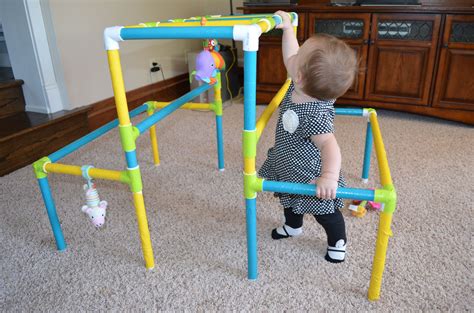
271;224;302;240
325;239;346;263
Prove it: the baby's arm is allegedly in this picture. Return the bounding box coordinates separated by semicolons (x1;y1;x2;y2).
310;133;341;200
274;11;299;78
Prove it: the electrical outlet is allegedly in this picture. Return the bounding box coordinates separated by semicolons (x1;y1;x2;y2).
149;58;158;70
148;59;163;83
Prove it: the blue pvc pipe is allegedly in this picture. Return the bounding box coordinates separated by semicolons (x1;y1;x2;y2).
125;150;138;169
245;198;258;280
362;121;373;181
49;104;148;162
38;177;66;250
136;83;213;134
121;27;234;40
335;108;365;116
262;180;375;201
215;115;224;170
243;51;257;131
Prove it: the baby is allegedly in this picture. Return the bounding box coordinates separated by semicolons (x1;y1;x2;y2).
258;11;357;263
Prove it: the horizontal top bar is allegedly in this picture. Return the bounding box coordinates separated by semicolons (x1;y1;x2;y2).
121;26;235;40
124;13;293;29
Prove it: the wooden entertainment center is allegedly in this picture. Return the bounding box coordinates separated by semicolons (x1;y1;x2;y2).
241;1;474;124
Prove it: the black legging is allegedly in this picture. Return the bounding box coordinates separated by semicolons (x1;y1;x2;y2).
283;207;346;247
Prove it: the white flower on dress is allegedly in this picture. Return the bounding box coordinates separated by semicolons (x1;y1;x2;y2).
282;109;299;134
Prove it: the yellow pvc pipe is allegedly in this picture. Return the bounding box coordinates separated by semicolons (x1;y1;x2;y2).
369;112;393;187
152;102;212;111
214;76;222;104
256;79;291;140
132;192;155;269
244;157;256;174
44;163;128;183
368;211;394;301
127;20;258;28
126;16;277;28
107;50;131;126
256;19;272;33
148;110;160;166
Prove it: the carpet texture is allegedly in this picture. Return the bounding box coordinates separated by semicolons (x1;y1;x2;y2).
1;102;473;311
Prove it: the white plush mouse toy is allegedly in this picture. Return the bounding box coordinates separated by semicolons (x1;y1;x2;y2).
81;183;107;228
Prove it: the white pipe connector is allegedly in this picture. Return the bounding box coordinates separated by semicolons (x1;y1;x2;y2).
233;24;262;52
104;26;124;50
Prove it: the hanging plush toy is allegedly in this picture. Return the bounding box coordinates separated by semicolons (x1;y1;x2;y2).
82;182;107;228
190;39;225;84
81;166;107;228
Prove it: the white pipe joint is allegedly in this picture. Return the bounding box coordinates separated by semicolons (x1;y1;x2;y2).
104;26;124;50
233;24;262;52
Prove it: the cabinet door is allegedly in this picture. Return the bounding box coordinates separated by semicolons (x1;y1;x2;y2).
433;15;474;111
366;14;441;105
308;13;371;100
257;41;287;86
255;13;306;103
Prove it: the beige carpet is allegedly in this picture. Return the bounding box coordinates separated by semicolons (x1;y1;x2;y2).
1;102;473;311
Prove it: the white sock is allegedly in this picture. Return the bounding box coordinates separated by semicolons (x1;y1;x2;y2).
327;239;346;261
276;224;302;237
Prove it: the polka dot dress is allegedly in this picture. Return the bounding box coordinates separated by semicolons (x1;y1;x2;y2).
258;82;346;215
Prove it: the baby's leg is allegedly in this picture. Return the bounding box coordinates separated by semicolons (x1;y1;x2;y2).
272;207;303;239
314;210;347;263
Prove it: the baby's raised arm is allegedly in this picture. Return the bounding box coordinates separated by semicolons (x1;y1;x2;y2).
310;133;341;200
274;11;299;78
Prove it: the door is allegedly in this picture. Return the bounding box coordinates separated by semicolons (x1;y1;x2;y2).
308;13;371;100
433;15;474;111
366;14;441;106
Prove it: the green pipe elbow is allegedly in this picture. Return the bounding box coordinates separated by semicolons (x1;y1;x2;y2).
33;157;51;179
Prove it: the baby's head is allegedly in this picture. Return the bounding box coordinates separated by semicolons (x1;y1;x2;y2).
291;34;358;100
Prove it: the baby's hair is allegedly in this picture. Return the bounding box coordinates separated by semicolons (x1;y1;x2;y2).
300;34;358;100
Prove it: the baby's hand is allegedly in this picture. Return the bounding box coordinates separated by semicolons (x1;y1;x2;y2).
311;177;338;200
274;11;292;31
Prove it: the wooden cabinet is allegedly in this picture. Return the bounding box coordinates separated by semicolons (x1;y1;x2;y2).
433;14;474;111
366;14;441;105
255;13;306;103
308;13;371;100
244;5;474;124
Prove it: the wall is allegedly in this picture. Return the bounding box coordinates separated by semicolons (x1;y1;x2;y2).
48;0;244;110
0;21;12;67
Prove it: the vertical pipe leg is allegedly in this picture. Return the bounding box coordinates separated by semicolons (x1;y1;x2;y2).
243;50;258;280
216;115;225;171
245;198;258;280
214;72;225;171
132;191;155;269
362;120;373;183
368;201;395;301
108;49;155;269
37;177;66;250
148;109;160;166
